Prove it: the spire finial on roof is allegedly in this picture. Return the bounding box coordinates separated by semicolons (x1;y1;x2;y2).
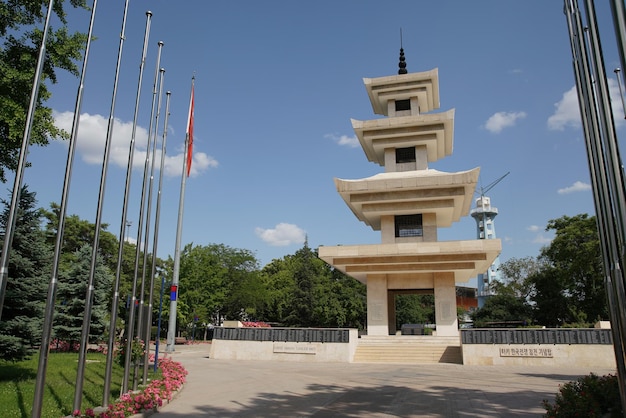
398;28;407;75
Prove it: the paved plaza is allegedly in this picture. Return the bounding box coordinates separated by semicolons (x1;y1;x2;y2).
153;343;615;417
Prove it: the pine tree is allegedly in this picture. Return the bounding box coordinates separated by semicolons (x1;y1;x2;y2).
0;185;50;361
54;244;113;347
284;238;321;327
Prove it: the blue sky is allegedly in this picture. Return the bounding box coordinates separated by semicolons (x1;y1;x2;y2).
6;1;624;276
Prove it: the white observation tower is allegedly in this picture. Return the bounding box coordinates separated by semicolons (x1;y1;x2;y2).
470;173;508;308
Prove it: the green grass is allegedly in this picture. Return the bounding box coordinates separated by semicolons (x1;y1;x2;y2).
0;352;128;418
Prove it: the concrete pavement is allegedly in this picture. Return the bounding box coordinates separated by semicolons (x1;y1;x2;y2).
154;343;614;417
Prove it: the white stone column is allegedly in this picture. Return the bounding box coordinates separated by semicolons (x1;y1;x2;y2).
366;275;389;336
434;272;459;337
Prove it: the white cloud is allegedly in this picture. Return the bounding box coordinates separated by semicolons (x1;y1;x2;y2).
557;180;591;194
532;234;552;245
325;133;359;148
548;80;625;131
526;225;551;245
547;86;580;131
483;111;527;134
53;111;217;177
255;223;306;246
164;146;218;178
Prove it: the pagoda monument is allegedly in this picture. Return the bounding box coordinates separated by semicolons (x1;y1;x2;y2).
319;49;501;338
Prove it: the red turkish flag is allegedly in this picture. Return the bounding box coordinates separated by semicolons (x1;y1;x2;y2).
186;84;194;177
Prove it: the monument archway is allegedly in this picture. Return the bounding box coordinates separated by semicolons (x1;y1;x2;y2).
387;289;434;335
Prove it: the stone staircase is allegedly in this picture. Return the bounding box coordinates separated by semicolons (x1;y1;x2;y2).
353;335;463;364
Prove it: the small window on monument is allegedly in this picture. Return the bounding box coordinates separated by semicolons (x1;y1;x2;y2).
395;214;423;237
396;147;416;164
395;99;411;112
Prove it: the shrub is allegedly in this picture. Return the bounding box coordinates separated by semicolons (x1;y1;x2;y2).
543;373;622;417
116;337;145;367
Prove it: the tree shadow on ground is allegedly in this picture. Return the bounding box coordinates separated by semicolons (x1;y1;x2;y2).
519;371;615;381
0;362;36;382
156;381;556;417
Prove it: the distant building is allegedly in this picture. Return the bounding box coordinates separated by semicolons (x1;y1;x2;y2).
470;196;504;308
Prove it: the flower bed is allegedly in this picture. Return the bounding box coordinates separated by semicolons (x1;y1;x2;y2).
72;356;187;418
242;321;271;328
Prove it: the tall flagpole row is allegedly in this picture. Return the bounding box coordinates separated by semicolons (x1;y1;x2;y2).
0;0;55;318
32;1;98;416
166;76;194;352
564;1;626;413
119;10;152;395
584;4;626;412
137;65;165;385
72;0;129;407
102;0;130;406
143;82;169;382
566;0;626;393
125;39;163;392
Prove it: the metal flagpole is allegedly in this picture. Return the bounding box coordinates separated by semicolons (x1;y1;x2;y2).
614;68;626;119
610;0;626;93
137;66;165;385
125;39;163;392
166;77;194;352
143;85;169;383
0;0;54;318
155;272;166;371
32;1;98;416
118;10;152;396
101;0;130;406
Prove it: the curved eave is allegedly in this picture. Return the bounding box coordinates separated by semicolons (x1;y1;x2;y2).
334;168;480;230
352;110;454;166
363;69;440;115
318;239;502;285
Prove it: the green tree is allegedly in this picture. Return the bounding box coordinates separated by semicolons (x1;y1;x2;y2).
259;243;367;329
258;257;296;324
471;257;536;327
0;0;88;182
318;264;366;329
395;294;435;330
533;214;606;326
0;185;50;361
494;256;542;300
471;293;533;328
54;244;113;346
283;239;321;327
213;244;262;321
42;203;119;270
40;204;147;325
177;243;226;327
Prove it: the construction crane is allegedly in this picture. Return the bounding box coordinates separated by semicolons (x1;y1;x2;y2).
476;171;510;200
